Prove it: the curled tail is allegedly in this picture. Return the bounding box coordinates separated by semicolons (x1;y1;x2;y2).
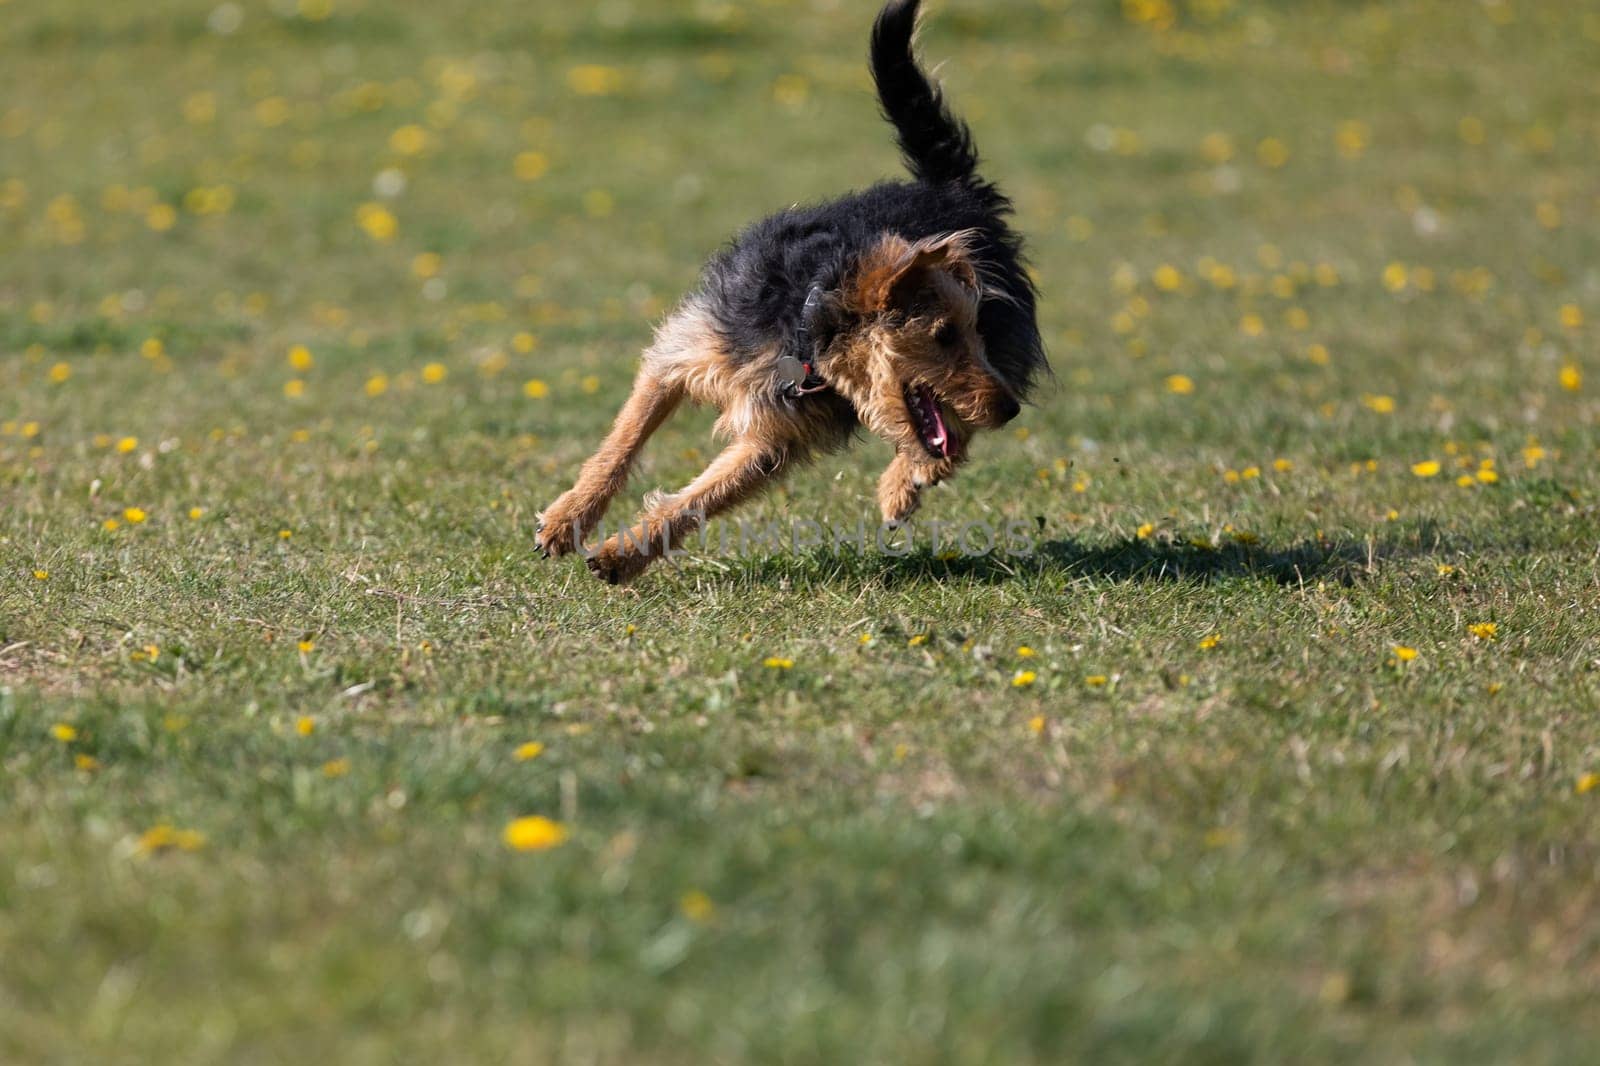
870;0;979;186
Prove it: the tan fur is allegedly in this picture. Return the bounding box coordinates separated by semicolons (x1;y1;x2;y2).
538;231;1021;582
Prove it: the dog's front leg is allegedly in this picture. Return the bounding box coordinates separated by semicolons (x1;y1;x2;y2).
587;437;794;584
877;450;958;522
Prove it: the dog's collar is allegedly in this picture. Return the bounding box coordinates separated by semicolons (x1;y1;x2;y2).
779;283;833;398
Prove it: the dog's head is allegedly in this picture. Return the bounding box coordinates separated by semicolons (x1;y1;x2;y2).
819;230;1020;461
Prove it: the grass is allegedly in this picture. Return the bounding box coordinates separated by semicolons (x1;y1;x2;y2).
3;0;1599;1061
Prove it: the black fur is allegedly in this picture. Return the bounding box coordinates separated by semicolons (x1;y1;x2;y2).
696;0;1046;398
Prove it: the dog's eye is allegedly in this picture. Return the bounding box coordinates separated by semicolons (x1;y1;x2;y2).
933;322;959;348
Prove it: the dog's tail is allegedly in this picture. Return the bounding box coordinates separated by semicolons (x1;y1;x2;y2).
870;0;979;187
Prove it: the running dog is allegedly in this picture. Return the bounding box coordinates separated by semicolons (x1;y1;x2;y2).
537;0;1045;583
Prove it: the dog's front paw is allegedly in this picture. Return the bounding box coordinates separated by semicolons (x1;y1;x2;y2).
585;540;653;585
535;499;584;558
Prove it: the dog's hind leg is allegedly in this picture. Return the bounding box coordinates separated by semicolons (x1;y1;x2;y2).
586;436;793;584
537;368;683;557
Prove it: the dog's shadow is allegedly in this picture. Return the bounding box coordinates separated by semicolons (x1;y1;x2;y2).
718;528;1436;588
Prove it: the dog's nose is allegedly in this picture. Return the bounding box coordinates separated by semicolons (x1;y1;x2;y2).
997;395;1021;424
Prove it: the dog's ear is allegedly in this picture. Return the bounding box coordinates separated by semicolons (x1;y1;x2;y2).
845;231;981;314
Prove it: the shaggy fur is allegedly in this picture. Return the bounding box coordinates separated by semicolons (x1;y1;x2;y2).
538;0;1046;584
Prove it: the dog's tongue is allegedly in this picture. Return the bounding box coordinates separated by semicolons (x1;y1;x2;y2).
918;385;951;458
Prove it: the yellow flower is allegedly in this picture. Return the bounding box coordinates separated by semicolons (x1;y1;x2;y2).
279;528;294;540
102;518;121;532
297;639;315;653
1198;634;1221;650
136;824;206;854
1016;646;1035;658
1468;622;1497;640
567;65;622;96
364;373;389;397
145;203;178;231
503;815;569;852
1272;458;1293;473
523;378;549;399
1011;670;1037;688
123;507;147;524
321;758;350;778
356;202;398;241
1577;773;1599;795
388;124;428;156
1558;304;1583;330
283;378;306;398
1239;312;1265;337
514;150;549;181
512;331;538;354
421;362;448;384
1410;460;1441;478
74;753;100;771
50;723;78;742
288;344;314;371
117;436;139;453
1437;564;1456;576
33;569;48;581
295;716;316;736
680;890;716;923
1392;645;1419;662
907;633;928;647
1255;137;1290;168
1085;674;1108;687
1136;522;1155;539
1164;373;1194;395
763;656;794;669
857;632;874;646
1559;363;1581;392
48;361;71;383
1027;714;1046;734
513;741;545;762
1382;262;1408;292
1361;393;1395;414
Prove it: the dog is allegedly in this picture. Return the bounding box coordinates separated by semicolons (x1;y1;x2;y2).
537;0;1045;584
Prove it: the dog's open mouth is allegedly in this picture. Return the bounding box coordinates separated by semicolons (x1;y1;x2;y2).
907;384;952;459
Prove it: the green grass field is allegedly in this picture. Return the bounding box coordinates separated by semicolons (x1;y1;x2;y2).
4;0;1599;1060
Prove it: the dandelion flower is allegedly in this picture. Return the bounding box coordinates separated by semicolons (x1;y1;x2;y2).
1392;645;1419;662
1011;670;1037;688
1468;622;1498;640
117;436;139;453
33;569;48;581
503;815;569;852
1577;773;1599;795
1410;460;1441;477
523;379;549;399
288;344;314;371
1016;646;1035;658
1559;363;1581;392
421;362;447;384
1164;373;1195;395
1085;675;1108;687
680;890;715;923
75;754;100;771
48;361;71;383
907;633;928;647
136;824;206;854
1027;714;1046;734
295;716;315;736
124;507;147;524
763;656;794;669
364;373;389;397
1136;522;1155;539
50;723;77;742
321;758;350;778
1198;634;1221;650
513;741;545;762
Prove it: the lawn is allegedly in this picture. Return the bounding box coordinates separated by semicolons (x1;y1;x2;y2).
3;0;1599;1061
